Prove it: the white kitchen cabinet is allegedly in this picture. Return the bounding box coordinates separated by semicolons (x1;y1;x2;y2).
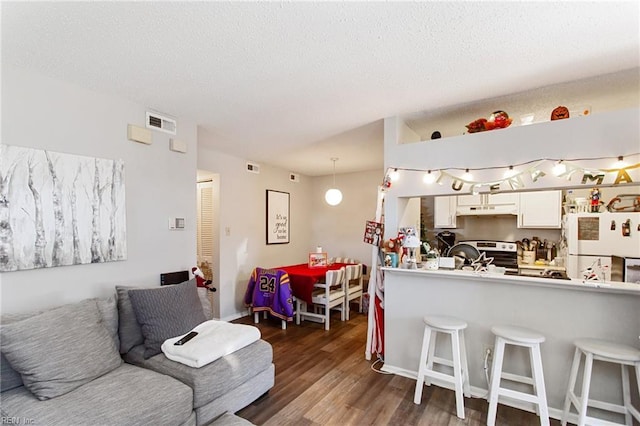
458;193;519;206
434;196;457;228
456;194;482;207
456;192;519;215
518;190;562;228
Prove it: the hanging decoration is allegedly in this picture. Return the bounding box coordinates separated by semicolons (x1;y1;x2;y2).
382;153;639;195
325;157;343;206
363;220;384;246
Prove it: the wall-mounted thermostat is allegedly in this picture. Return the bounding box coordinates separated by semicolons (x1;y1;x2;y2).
169;218;185;230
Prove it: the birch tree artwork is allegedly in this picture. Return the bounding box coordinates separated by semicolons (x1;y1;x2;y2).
0;145;126;272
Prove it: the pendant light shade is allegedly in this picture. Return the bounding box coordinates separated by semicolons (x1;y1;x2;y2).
325;188;343;206
325;158;343;206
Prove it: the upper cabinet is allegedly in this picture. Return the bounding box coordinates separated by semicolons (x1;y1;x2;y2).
434;196;457;228
517;190;562;229
457;193;518;216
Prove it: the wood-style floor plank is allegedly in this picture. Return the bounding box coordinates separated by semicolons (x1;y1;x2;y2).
234;308;560;425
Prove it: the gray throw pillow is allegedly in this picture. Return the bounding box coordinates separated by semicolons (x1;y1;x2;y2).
1;352;23;392
116;285;145;354
128;280;206;359
1;311;33;393
0;299;122;400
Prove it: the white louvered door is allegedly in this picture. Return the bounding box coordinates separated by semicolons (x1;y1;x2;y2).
197;181;214;281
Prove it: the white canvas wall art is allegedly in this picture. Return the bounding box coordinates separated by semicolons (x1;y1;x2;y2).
0;145;126;271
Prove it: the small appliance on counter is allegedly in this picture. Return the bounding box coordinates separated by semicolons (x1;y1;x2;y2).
611;256;640;283
436;231;456;255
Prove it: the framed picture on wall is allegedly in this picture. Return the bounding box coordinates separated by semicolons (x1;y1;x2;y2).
266;190;290;244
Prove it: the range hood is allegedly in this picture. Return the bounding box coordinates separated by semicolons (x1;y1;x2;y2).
456;204;518;216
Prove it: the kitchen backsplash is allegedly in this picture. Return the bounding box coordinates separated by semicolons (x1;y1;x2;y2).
423;213;561;246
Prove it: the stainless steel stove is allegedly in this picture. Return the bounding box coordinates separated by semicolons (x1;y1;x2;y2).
459;240;518;271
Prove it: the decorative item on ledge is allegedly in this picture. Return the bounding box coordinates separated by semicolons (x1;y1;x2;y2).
465;110;513;133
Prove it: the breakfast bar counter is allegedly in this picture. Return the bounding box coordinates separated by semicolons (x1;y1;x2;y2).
381;267;640;419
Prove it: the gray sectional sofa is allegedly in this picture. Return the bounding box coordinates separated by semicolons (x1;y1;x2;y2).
1;281;273;426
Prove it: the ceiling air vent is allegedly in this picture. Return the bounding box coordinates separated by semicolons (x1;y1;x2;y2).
246;162;260;174
146;111;177;135
289;173;300;182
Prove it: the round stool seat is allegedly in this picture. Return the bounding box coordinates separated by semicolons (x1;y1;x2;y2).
424;315;467;331
491;325;545;344
575;338;640;362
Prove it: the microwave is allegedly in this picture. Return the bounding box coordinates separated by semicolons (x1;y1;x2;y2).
611;256;640;284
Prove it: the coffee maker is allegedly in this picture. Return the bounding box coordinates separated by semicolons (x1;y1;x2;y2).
436;231;456;255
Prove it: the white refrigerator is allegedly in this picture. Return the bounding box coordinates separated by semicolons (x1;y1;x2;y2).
565;212;640;280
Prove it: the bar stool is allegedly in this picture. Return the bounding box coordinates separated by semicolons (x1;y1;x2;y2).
487;325;549;426
413;315;470;419
561;338;640;426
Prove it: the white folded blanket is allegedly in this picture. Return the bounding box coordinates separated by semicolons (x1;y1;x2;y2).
161;320;261;368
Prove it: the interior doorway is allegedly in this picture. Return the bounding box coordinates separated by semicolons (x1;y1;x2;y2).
197;170;220;319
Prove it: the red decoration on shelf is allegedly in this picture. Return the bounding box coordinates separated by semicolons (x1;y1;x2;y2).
465;111;512;133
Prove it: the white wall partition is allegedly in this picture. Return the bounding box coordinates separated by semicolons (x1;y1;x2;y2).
383;108;640;236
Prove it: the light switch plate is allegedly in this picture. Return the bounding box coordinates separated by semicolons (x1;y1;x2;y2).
169;218;185;230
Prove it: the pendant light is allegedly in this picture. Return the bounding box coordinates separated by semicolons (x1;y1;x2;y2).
325;157;343;206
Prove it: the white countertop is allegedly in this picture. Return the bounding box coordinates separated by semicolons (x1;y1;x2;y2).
381;266;640;295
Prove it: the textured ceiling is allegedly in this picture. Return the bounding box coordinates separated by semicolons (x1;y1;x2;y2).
2;2;639;176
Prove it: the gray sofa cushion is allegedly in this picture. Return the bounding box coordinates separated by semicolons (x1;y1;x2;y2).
128;280;206;359
0;363;194;426
0;299;122;400
124;339;273;408
0;312;34;392
1;296;119;393
0;353;23;392
96;296;120;348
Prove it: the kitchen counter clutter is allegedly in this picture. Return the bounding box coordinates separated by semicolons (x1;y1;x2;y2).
381;267;640;422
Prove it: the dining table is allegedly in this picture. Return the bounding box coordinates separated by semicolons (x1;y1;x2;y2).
274;262;349;305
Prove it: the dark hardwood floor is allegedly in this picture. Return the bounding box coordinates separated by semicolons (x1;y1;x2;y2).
233;309;561;425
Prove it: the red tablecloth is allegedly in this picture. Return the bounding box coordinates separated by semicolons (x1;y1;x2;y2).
275;263;348;304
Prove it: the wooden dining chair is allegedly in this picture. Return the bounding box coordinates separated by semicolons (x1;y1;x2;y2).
344;263;364;320
296;267;346;331
333;257;357;264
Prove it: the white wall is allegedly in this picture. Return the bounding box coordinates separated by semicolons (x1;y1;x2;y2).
0;66;383;319
1;67;198;314
401;68;640;140
311;169;383;272
197;148;317;320
196;147;383;319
